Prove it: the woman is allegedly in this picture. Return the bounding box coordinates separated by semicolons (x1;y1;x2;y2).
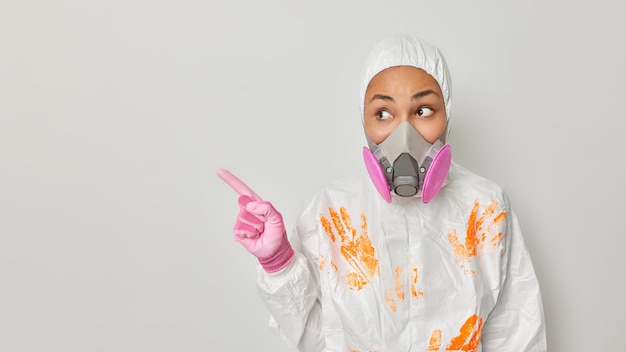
218;35;547;352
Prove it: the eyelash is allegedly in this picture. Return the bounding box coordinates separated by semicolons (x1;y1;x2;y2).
375;107;434;120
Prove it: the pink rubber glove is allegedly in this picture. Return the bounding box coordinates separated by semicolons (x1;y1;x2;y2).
217;169;295;273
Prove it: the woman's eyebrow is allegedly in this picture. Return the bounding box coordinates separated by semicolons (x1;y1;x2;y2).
412;89;439;100
370;89;439;103
370;94;394;102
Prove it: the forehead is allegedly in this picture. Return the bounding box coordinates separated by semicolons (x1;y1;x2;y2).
365;66;442;96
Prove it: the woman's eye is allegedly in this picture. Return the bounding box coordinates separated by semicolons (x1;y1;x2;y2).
376;110;392;120
417;107;434;117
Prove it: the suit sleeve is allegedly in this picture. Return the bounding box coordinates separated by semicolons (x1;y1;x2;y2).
481;209;548;351
256;211;326;351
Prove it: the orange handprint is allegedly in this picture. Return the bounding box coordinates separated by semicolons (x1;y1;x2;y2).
447;200;506;275
384;264;424;313
320;207;379;290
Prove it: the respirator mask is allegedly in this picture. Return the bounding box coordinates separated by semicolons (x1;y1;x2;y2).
363;121;451;203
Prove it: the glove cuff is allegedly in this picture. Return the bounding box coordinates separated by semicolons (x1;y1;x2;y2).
258;236;295;273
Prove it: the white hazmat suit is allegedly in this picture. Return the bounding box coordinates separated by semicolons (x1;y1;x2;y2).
255;36;547;352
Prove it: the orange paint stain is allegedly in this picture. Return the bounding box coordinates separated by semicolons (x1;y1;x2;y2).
346;272;369;290
447;200;506;275
385;266;405;313
411;285;424;301
385;264;423;312
447;229;474;275
385;287;397;312
465;200;480;256
320;216;335;242
446;315;484;351
491;233;503;247
411;267;418;284
410;266;424;304
340;207;356;236
320;207;379;290
427;329;442;351
361;213;368;231
329;207;346;236
493;211;506;225
395;266;405;301
429;315;484;351
318;255;326;270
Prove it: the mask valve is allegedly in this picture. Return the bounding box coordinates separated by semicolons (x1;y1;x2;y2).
392;153;419;197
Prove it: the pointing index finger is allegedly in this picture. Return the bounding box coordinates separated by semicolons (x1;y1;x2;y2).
217;168;263;201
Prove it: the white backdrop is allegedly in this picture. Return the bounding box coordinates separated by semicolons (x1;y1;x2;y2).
1;1;625;351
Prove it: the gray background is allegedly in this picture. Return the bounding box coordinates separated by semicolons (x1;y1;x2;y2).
1;0;624;351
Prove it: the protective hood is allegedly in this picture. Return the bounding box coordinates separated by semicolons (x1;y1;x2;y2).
360;35;453;123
